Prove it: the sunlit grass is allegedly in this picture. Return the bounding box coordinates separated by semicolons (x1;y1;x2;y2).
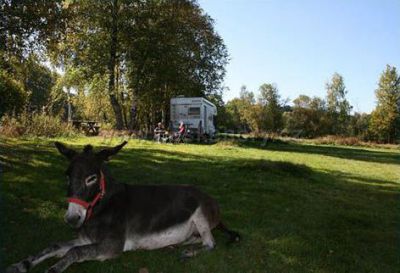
1;136;399;273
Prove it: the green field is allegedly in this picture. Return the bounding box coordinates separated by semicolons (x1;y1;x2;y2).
1;137;399;273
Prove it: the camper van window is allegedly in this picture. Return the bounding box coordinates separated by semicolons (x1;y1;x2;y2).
188;107;200;116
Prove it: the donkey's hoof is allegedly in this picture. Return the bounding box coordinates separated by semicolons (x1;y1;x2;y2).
180;249;197;260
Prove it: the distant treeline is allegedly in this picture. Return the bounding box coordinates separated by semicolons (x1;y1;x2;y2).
217;67;400;144
1;1;399;143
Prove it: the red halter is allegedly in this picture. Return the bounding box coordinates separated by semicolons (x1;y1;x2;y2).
67;171;106;222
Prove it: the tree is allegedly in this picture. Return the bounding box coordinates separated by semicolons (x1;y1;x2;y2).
0;53;57;116
51;0;228;130
224;99;245;132
283;95;329;138
326;73;352;135
369;65;400;143
23;56;57;112
0;71;26;118
206;90;226;131
238;86;258;132
223;84;284;134
258;83;283;132
239;85;255;104
125;0;228;130
1;1;66;119
246;103;264;134
223;86;255;132
1;0;66;64
51;0;128;129
349;112;370;139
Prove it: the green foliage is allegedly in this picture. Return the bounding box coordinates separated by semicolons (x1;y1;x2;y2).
349;112;370;139
48;68;116;125
369;65;400;143
238;86;259;132
222;84;284;134
224;98;248;132
1;0;66;61
326;73;352;135
126;0;228;129
0;54;58;120
82;75;115;123
24;56;57;111
0;71;26;118
50;0;228;130
206;91;226;130
283;95;330;138
223;86;255;132
258;83;283;132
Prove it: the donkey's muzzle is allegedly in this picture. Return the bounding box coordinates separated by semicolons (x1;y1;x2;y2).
65;214;81;227
65;202;87;228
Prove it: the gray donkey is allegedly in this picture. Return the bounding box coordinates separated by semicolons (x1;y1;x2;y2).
6;141;240;273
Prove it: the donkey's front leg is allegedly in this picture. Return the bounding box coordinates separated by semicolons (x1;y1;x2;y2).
6;239;85;273
45;242;122;273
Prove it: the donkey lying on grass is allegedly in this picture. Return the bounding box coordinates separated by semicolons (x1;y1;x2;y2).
7;141;240;273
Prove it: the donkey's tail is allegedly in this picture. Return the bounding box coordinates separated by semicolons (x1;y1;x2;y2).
216;222;241;244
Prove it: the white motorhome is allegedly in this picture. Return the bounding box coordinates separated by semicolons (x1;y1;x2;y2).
170;97;217;136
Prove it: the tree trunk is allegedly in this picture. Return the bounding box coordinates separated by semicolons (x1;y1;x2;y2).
108;0;124;130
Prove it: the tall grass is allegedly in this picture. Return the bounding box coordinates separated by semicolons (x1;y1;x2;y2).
0;113;78;137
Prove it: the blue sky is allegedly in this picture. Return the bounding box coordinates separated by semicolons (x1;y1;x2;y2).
198;0;400;113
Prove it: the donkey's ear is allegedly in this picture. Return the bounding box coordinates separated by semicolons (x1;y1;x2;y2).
97;141;127;161
55;142;77;160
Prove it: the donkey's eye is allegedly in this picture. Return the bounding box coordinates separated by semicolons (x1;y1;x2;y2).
85;174;97;186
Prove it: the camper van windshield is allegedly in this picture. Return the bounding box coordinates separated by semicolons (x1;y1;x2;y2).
188;107;200;116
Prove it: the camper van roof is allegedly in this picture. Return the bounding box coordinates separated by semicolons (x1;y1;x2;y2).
171;97;216;109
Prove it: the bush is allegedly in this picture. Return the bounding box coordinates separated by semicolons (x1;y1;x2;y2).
314;135;362;146
0;113;79;137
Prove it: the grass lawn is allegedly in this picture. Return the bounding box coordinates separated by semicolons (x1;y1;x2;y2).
1;136;399;273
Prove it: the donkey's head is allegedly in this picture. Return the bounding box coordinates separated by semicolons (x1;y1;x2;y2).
55;141;127;228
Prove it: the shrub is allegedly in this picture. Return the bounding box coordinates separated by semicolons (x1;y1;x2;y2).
0;113;79;137
314;135;362;146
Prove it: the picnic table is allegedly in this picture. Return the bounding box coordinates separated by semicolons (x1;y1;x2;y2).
72;120;101;135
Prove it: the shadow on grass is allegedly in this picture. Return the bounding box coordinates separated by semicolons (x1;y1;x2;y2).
1;146;72;272
1;141;400;273
218;139;400;165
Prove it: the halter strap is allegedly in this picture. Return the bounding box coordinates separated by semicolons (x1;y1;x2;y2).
67;171;106;222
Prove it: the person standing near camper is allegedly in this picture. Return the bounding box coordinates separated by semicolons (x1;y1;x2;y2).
179;121;185;135
173;121;186;141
